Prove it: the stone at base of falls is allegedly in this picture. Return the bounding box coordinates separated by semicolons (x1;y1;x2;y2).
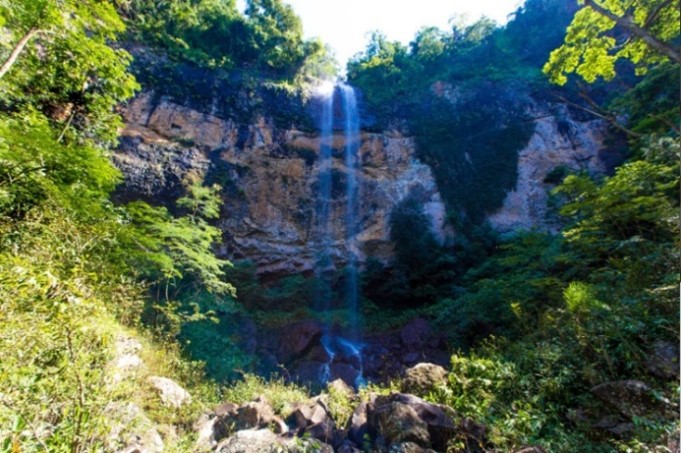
327;379;355;400
349;392;485;452
194;397;289;451
215;429;335;453
256;317;449;386
279;321;324;362
401;363;448;395
287;396;338;445
201;390;492;452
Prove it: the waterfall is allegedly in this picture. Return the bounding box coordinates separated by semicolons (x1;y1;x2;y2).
316;85;334;383
314;82;334;308
340;84;361;343
313;82;365;387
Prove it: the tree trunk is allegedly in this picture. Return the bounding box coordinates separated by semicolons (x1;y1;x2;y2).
0;28;40;79
583;0;681;64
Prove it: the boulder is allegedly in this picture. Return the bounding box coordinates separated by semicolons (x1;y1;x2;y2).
328;378;355;400
215;429;284;453
233;397;275;430
210;397;288;439
148;376;191;408
645;341;679;380
193;413;219;451
591;380;670;419
368;393;458;451
402;363;448;395
459;418;487;451
106;402;164;453
348;398;374;445
111;336;143;384
287;398;337;444
374;402;430;447
591;415;634;437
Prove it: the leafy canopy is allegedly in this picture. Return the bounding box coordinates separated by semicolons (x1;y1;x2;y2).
543;0;681;85
0;0;139;143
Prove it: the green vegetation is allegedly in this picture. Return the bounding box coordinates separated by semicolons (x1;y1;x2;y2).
0;0;237;449
221;374;310;417
120;0;337;85
350;1;679;449
0;0;678;451
543;0;681;85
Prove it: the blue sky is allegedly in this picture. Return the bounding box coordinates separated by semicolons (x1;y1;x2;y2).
237;0;524;66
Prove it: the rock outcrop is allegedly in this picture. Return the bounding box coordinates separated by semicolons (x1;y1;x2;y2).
255;317;449;386
488;104;621;232
117;92;449;277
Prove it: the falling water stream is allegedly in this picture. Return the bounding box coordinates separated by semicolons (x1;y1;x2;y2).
315;82;365;387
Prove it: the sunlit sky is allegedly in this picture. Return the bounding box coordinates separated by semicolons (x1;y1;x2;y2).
237;0;524;67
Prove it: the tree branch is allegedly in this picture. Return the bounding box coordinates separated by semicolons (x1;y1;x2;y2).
555;94;642;138
0;28;42;79
583;0;681;64
643;0;674;29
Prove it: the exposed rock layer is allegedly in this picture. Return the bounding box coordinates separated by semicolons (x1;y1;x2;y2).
117;92;448;277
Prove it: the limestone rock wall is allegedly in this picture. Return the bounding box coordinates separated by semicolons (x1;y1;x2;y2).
115;90;620;277
488;104;619;233
116;92;448;277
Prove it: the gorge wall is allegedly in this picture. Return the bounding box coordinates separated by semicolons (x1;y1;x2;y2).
115;60;619;277
116;90;448;277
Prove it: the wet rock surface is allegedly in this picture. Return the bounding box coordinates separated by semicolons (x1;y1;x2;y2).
255;317;449;387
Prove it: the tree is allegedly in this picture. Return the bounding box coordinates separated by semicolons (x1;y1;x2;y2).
245;0;306;73
0;0;138;143
543;0;681;85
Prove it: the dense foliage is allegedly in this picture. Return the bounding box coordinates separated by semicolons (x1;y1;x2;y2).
120;0;337;84
0;0;678;451
0;0;236;449
543;0;681;85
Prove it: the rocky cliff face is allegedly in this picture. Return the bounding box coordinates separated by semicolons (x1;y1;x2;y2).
488;104;621;233
115;75;620;277
116;92;448;277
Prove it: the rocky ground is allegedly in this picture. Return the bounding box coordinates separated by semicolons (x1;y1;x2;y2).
252;318;450;386
107;328;678;453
